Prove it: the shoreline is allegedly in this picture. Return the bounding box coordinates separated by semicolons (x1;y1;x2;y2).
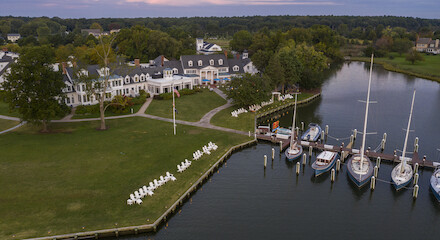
349;57;440;83
27;139;257;240
256;92;322;118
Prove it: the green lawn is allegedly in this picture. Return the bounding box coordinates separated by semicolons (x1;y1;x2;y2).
0;119;20;132
0;101;20;118
352;53;440;82
207;39;231;50
145;90;227;122
0;117;251;239
210;106;255;132
72;103;143;119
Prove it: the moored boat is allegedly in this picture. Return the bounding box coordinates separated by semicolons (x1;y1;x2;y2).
347;54;374;188
391;90;416;191
285;90;303;161
430;168;440;202
301;123;321;142
312;151;338;176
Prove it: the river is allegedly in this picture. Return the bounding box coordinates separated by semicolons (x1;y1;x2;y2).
124;62;440;240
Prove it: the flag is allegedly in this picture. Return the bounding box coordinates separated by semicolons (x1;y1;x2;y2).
174;89;180;98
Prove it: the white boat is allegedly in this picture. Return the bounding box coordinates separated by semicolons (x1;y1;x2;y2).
301;123;322;142
391;90;416;191
430;167;440;202
347;54;374;188
312;151;339;176
285;91;303;161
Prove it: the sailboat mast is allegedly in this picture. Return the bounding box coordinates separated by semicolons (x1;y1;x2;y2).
360;54;374;170
290;92;298;148
400;90;416;173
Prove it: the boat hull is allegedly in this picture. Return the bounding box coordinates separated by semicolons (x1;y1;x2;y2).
301;124;321;142
391;163;413;191
346;154;373;188
285;146;303;161
430;169;440;202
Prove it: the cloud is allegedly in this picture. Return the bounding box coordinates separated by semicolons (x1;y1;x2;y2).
125;0;339;6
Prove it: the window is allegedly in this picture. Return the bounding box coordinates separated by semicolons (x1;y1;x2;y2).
72;97;74;104
134;76;139;82
125;76;130;84
198;60;202;66
140;75;145;82
173;68;178;74
233;65;239;71
78;95;81;102
209;59;214;65
188;60;193;67
77;85;81;92
66;98;70;104
218;59;223;65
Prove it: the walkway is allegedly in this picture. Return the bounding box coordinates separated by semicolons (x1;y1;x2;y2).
0;93;248;136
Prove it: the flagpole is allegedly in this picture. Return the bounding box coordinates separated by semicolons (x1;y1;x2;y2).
172;83;176;135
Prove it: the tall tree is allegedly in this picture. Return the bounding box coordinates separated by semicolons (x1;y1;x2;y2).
405;49;424;65
226;73;271;107
230;30;253;52
1;46;67;132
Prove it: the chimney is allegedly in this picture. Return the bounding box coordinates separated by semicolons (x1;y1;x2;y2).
73;61;77;68
436;39;439;48
134;58;140;67
61;62;67;74
161;55;164;67
224;50;228;58
236;53;240;59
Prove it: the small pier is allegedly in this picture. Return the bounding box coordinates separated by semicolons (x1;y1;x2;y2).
256;134;434;169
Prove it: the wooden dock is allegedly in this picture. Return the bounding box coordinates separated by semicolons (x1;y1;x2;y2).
256;134;434;168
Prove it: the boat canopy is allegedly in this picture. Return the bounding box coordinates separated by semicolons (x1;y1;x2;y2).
317;151;336;161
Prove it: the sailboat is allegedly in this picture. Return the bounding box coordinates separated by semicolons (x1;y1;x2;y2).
346;54;374;188
285;91;303;161
391;90;416;191
430;167;440;202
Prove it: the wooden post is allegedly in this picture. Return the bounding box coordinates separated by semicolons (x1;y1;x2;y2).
279;141;283;152
264;155;267;168
376;157;381;169
336;159;341;172
413;185;419;199
272;148;275;160
353;129;357;139
414;173;419;185
331;169;335;182
325;125;329;135
374;165;378;178
302;153;307;165
370;176;376;190
296;162;300;175
309;146;313;156
301;121;304;131
414;163;419;174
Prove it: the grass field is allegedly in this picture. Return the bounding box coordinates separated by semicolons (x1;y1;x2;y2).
352;53;440;82
0;117;250;239
0;119;19;132
145;90;226;122
206;39;231;50
72;103;143;119
210;106;255;132
0;101;20;118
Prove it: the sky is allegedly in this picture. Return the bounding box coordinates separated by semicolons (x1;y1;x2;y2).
0;0;439;19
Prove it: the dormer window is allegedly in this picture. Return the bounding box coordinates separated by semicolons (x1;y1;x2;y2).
233;65;239;71
125;76;130;84
198;60;202;66
173;68;178;74
188;60;193;67
140;75;145;82
134;75;139;82
210;59;214;65
218;59;223;65
146;73;150;79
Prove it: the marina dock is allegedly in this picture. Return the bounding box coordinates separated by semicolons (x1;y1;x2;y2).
256;134;434;168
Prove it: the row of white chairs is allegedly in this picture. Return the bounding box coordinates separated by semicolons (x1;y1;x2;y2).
127;172;177;205
249;104;262;112
231;108;247;117
261;99;274;107
177;159;192;173
280;94;294;101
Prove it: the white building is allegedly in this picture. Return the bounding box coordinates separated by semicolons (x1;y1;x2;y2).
7;34;20;43
196;38;222;55
0;50;19;86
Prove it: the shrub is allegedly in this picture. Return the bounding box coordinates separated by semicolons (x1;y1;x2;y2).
75;104;100;115
110;95;134;114
157;88;200;100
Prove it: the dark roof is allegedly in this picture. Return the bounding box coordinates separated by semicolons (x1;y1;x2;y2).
163;60;183;73
228;58;252;74
180;54;228;69
7;33;20;37
417;38;431;44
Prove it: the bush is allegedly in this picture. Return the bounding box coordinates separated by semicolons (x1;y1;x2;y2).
110;95;134;114
75;104;100;115
132;90;149;105
157;88;200;100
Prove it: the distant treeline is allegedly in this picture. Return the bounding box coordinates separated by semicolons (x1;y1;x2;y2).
1;15;440;39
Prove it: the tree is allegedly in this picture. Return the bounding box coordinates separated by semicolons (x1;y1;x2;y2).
1;46;67;132
405;49;424;65
393;38;413;56
226;73;271;107
74;36;126;130
90;22;103;31
230;30;253;52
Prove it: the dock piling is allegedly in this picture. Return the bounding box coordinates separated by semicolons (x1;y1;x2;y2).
336;159;341;172
414;163;419;174
325;125;329;135
302;153;307;165
341;151;345;162
413;185;419;199
376;157;381;169
272;148;275;160
331;169;335;182
353;129;358;139
264;155;267;168
414;173;419;185
296;162;300;175
414;137;419;147
381;139;386;151
374;166;378;178
296;127;300;138
309;146;313;156
301;121;304;131
279;141;283;152
414;144;419;153
350;135;354;144
321;130;325;141
370;176;376;190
